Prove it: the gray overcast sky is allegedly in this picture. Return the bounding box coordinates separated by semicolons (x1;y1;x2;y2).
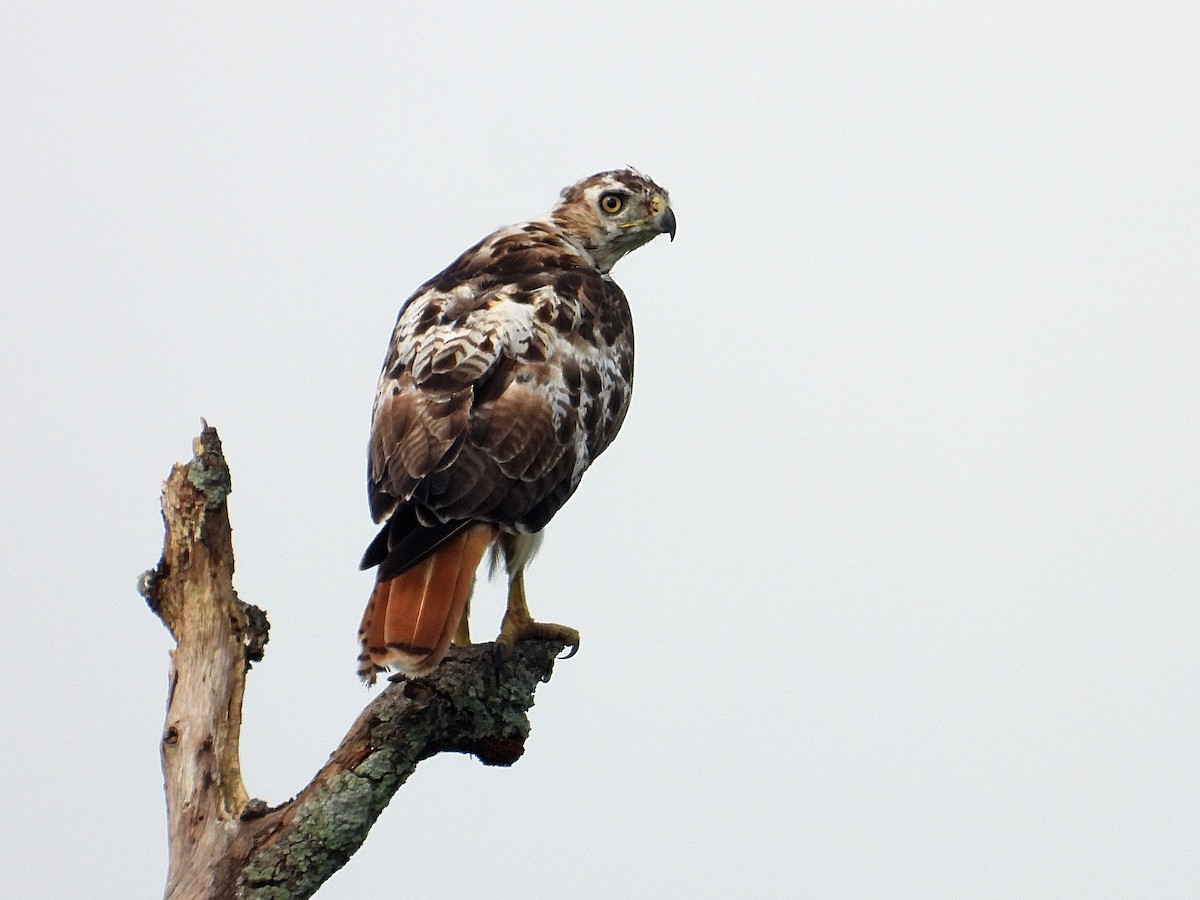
2;4;1197;897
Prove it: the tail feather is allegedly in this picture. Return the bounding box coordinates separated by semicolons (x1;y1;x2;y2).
412;540;468;654
357;523;497;683
383;556;436;656
357;580;390;683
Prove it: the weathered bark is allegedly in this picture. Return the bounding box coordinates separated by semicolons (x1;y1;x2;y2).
139;424;564;899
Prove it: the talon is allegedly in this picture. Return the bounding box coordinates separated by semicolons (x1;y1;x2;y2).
492;616;580;667
492;536;580;678
493;637;513;680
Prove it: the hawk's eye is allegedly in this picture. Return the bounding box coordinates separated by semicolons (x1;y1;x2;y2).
599;192;626;215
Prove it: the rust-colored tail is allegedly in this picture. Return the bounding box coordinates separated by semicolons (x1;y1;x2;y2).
357;523;496;683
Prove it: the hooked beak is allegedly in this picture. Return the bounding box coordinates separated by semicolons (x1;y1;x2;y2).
655;205;677;242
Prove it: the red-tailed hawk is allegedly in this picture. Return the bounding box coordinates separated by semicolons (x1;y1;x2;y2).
357;169;675;683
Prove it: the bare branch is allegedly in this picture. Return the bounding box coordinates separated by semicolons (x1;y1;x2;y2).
140;425;562;899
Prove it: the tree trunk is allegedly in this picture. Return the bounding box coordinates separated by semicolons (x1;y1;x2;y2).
138;424;564;899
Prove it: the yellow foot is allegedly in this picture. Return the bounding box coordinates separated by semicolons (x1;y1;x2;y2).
493;614;580;675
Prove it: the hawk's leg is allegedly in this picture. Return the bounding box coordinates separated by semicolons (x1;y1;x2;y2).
489;532;578;672
494;566;580;667
452;592;472;647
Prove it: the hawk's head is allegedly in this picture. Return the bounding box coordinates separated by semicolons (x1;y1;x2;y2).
549;169;675;273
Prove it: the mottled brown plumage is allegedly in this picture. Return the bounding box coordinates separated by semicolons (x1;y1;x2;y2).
358;169;674;683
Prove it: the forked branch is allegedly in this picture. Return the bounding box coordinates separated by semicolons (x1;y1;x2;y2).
139;425;563;899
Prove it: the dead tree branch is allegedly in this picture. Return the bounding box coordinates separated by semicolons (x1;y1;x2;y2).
139;424;563;899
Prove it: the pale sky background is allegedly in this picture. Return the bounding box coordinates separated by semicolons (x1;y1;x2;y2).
2;4;1197;898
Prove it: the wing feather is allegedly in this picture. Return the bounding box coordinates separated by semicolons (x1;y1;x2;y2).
366;222;634;573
